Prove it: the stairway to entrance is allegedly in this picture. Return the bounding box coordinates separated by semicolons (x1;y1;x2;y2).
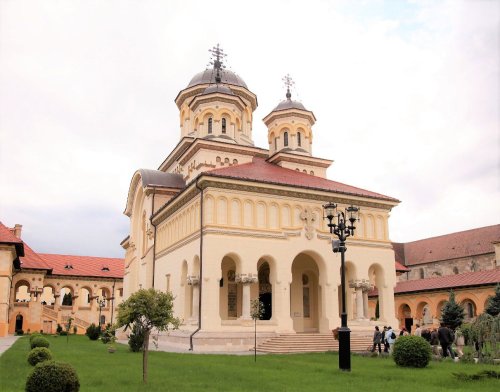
256;332;372;354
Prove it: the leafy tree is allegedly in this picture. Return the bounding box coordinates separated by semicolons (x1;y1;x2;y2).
440;290;465;330
250;299;265;363
485;284;500;317
116;289;180;383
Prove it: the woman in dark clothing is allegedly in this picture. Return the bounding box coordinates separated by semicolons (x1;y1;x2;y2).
372;326;382;353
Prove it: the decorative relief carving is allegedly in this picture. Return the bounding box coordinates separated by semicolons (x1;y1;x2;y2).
349;279;374;292
187;275;200;285
300;207;317;240
146;224;154;240
235;273;258;284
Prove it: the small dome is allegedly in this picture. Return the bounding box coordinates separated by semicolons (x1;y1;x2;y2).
202;84;234;96
188;69;248;89
273;99;307;112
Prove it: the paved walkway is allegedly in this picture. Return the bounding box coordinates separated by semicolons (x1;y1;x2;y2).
0;335;20;356
117;339;258;355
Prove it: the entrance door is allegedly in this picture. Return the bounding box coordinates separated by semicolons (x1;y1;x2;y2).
259;292;272;320
15;315;23;331
43;320;53;334
405;318;413;333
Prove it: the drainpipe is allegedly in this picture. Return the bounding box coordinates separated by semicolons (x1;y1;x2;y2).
189;179;203;351
110;279;116;325
150;188;157;288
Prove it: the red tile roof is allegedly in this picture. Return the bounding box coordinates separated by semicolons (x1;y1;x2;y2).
0;222;23;244
394;269;500;294
395;261;410;272
393;225;500;266
20;244;52;271
39;254;124;279
369;269;500;297
205;157;399;202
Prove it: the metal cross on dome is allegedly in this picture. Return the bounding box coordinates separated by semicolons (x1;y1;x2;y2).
282;74;294;99
209;44;227;83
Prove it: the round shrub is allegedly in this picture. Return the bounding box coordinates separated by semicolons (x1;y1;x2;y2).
25;361;80;392
30;336;50;349
29;332;41;343
393;335;432;368
85;323;100;340
27;347;53;366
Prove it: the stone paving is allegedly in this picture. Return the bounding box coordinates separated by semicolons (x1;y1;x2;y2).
0;335;20;356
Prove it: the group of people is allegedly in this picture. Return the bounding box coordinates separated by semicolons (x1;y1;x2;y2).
371;323;465;358
371;326;397;354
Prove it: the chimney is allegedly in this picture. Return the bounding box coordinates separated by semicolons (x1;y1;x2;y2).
13;224;22;239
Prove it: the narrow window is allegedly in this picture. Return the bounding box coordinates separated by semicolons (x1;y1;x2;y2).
166;274;171;292
297;132;301;147
274;137;278;151
284;131;288;147
208;118;213;134
222;118;227;134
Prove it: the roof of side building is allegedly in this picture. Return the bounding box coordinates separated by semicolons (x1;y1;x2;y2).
393;224;500;266
39;254;124;279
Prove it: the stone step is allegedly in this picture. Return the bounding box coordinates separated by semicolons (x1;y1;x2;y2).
256;333;372;354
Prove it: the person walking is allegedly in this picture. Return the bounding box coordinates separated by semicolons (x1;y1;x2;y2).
371;326;382;354
382;326;389;353
386;326;396;353
438;323;455;358
430;328;440;355
414;324;422;337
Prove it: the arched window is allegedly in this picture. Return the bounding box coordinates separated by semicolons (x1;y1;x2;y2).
297;132;301;147
221;118;227;134
284;132;289;147
208;118;213;134
419;268;425;279
453;266;459;274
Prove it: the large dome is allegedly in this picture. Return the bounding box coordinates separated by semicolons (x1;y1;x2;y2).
187;69;248;89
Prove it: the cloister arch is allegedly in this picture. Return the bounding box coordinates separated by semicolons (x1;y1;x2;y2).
368;263;386;321
40;285;56;305
290;251;325;332
220;254;242;320
59;286;74;306
15;280;30;302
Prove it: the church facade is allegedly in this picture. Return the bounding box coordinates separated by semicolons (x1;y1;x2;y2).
122;47;400;350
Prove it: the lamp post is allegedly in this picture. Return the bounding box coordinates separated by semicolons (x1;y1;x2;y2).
96;297;106;331
323;202;359;372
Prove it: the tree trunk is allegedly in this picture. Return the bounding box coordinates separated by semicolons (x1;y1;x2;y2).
143;329;150;383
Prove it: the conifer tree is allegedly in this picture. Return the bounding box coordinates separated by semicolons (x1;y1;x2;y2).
485;283;500;317
440;290;464;330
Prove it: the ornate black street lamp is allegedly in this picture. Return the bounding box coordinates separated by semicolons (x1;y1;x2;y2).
96;297;106;331
323;202;359;372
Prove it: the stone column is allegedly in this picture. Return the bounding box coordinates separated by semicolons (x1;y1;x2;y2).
187;275;200;322
349;280;365;320
236;273;258;320
361;281;374;320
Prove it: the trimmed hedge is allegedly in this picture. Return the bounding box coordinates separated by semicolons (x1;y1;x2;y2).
393;335;431;368
85;323;100;340
27;347;53;366
30;336;50;349
25;361;80;392
29;332;41;344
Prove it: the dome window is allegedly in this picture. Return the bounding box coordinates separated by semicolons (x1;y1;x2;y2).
208;118;213;134
222;118;227;134
297;132;301;147
284;132;289;147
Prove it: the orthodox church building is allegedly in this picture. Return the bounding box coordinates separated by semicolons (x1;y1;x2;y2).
122;47;400;351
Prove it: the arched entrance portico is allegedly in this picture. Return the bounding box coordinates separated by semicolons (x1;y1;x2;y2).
290;252;322;332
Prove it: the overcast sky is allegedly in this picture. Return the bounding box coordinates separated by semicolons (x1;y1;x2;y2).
1;0;499;258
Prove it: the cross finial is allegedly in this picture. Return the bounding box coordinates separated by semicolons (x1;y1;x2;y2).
209;44;227;84
282;74;294;100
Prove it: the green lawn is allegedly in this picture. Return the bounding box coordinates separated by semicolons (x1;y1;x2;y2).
0;335;498;391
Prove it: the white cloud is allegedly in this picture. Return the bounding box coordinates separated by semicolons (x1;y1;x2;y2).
0;0;498;255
